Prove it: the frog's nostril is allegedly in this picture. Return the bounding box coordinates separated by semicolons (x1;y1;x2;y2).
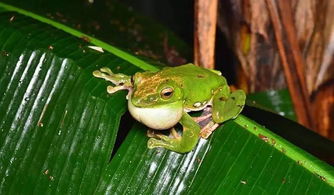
131;97;140;106
147;95;159;103
148;96;156;102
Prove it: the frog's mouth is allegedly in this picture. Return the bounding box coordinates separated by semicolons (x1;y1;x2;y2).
128;100;183;130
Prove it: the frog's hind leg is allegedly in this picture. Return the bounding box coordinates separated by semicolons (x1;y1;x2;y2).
147;112;200;153
200;121;219;139
147;128;180;139
192;107;212;123
212;86;246;123
191;107;220;139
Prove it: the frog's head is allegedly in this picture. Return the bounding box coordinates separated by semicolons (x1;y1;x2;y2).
130;72;183;108
128;72;184;129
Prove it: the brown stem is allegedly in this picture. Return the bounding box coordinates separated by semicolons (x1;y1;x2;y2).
194;0;218;68
265;0;315;129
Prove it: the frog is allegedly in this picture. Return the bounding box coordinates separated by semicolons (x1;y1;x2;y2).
93;63;246;153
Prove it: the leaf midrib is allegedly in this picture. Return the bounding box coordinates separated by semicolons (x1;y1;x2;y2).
0;2;159;72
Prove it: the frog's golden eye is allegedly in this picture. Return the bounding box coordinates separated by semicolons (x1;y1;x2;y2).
161;87;174;99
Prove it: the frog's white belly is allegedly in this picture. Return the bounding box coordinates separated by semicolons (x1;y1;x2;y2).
128;100;183;130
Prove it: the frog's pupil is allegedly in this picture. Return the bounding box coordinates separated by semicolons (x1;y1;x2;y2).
164;91;173;97
161;88;173;99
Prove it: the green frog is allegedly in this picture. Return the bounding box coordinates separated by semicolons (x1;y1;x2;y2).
93;64;245;153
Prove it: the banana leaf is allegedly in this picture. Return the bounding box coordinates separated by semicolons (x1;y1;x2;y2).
247;89;296;121
0;2;333;194
0;0;190;66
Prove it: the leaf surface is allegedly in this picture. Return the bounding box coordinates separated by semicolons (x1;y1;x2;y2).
247;89;296;121
0;3;333;194
0;11;140;194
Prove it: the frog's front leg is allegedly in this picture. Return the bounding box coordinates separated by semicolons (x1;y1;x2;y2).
199;87;245;138
93;67;131;85
93;67;132;96
147;112;200;153
212;85;246;123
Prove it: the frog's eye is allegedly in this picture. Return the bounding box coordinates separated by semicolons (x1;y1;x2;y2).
161;87;174;99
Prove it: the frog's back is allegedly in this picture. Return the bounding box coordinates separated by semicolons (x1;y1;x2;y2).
160;64;227;109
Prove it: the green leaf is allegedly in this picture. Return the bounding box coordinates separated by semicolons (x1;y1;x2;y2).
97;116;334;194
247;89;296;121
0;10;140;194
0;0;191;65
0;2;333;194
245;89;334;164
0;1;159;72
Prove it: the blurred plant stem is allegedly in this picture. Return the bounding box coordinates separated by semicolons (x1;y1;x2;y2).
194;0;218;68
194;0;334;139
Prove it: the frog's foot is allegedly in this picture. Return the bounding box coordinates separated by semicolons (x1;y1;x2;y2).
147;128;180;139
93;67;132;87
93;67;115;83
147;130;182;152
200;121;219;139
148;137;181;152
212;88;246;123
107;85;132;97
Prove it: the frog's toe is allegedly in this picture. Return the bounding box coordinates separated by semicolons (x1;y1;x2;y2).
100;67;113;75
147;137;194;153
200;121;219;139
147;138;176;150
147;138;160;149
92;70;104;78
154;133;171;141
147;129;156;138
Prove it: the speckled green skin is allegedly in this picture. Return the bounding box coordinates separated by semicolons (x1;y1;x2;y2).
131;64;227;110
93;63;246;153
